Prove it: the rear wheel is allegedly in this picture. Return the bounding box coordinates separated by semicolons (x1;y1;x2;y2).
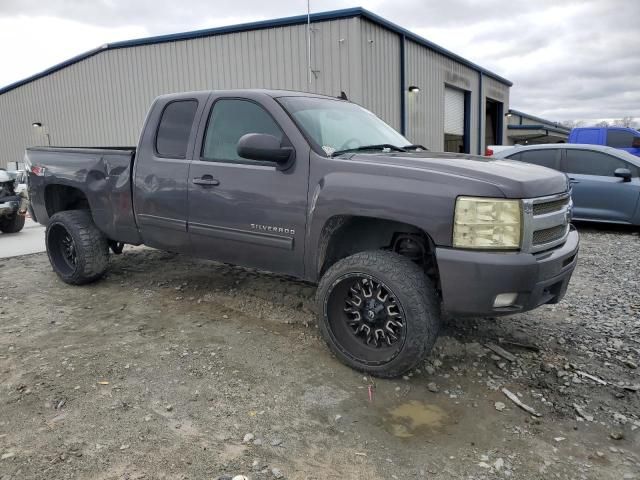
45;210;109;285
316;250;441;378
0;214;25;233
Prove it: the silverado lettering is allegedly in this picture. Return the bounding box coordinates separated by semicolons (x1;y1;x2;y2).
251;224;295;235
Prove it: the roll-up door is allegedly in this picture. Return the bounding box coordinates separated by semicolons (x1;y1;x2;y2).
444;87;465;135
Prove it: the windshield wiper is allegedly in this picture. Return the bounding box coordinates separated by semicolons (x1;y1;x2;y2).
403;144;428;151
331;144;407;157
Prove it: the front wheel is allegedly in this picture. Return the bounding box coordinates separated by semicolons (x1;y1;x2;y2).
0;213;25;233
316;250;441;378
45;210;109;285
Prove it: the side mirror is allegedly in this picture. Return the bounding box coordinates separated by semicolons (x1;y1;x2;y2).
632;137;640;148
237;133;294;166
614;167;632;182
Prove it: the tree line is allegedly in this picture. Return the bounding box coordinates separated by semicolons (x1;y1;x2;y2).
561;116;638;129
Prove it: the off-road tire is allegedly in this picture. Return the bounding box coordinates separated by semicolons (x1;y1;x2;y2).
46;210;109;285
0;214;25;233
316;250;441;378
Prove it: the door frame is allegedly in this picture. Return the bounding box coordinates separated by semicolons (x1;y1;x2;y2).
132;92;211;252
185;91;312;276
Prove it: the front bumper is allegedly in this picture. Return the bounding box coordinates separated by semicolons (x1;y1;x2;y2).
436;227;579;316
0;196;21;216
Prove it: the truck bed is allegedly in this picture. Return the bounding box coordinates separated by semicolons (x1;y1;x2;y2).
26;146;142;244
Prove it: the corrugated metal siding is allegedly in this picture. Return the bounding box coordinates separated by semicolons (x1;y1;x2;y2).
0;15;511;168
359;20;401;130
308;17;363;102
405;39;480;154
0;18;362;168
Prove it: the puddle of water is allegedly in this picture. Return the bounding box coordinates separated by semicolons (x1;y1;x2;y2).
385;400;447;438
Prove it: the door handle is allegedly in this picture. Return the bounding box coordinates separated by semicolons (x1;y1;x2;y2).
192;176;220;186
568;177;580;184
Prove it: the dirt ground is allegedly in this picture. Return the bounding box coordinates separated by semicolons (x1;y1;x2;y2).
1;225;639;480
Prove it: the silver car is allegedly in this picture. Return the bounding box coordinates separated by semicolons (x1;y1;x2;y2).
494;144;640;226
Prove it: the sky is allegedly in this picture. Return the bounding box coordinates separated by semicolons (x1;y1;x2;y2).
0;0;638;124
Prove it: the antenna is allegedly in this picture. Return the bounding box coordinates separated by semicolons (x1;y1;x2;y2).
307;0;312;85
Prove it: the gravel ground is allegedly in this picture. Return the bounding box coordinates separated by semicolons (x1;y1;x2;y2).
0;224;639;480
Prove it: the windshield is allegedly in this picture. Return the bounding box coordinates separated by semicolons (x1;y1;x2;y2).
278;96;410;156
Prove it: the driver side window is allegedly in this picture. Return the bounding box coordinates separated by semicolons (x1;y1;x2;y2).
202;99;283;163
563;150;636;177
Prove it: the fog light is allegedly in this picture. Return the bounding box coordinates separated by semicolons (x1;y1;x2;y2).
493;293;518;308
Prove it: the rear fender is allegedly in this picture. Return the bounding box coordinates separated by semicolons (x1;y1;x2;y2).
37;152;141;244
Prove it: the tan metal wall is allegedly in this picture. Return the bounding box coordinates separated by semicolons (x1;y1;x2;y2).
0;18;364;168
360;20;401;131
405;39;481;154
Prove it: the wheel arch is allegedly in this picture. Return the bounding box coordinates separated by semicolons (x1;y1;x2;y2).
44;184;90;218
42;182;142;245
314;215;439;286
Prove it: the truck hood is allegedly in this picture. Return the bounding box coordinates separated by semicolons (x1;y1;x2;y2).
347;151;569;198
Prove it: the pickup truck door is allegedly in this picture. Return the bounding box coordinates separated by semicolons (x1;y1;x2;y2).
133;94;209;253
187;93;310;277
561;149;640;223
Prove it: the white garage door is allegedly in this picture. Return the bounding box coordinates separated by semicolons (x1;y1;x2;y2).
444;87;465;135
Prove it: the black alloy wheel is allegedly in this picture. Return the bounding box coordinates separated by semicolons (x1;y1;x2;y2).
316;250;441;378
327;274;407;365
49;224;78;273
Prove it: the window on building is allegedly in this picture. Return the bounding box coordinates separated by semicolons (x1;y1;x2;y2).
202;99;283;162
155;100;198;158
563;149;635;177
606;130;635;148
517;149;559;169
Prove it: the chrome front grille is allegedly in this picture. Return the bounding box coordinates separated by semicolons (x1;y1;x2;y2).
521;192;572;253
532;197;569;216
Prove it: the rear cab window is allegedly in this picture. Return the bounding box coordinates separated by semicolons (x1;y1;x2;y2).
155;100;199;158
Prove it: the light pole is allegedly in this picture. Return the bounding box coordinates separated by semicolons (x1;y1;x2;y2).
32;122;51;146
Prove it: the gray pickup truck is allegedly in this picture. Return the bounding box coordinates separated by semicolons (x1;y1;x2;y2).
26;89;579;377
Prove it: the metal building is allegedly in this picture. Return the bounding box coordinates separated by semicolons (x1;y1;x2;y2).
0;7;511;169
506;109;570;145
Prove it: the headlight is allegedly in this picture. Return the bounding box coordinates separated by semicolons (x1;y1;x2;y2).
453;197;522;249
